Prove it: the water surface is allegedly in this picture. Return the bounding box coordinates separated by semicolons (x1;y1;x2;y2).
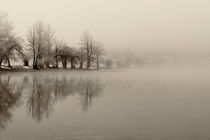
0;67;210;140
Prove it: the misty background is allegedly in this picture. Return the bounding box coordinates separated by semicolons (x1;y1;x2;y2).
1;0;210;67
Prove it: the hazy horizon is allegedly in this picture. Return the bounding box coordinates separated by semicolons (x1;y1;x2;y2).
1;0;210;53
1;1;210;139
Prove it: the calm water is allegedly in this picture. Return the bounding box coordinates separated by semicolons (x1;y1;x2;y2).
0;67;210;140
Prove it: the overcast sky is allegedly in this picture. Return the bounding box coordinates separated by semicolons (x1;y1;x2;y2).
1;0;210;52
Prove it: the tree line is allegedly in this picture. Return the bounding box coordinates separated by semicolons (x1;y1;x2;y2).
0;12;108;70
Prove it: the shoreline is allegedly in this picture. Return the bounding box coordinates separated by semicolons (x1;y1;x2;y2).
0;66;108;74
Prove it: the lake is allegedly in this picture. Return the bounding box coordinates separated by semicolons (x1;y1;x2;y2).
0;67;210;140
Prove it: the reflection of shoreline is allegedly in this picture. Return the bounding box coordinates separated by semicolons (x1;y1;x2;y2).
0;73;105;130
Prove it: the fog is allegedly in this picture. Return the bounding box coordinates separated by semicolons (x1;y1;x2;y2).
2;0;210;53
1;1;210;139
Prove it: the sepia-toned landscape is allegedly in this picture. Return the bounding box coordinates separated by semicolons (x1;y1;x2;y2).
1;0;210;139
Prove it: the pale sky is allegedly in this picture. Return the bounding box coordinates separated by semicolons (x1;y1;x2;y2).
1;0;210;52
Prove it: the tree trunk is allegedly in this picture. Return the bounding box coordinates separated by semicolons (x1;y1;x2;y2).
55;48;59;68
0;60;2;68
45;62;50;68
8;59;11;68
96;55;99;69
33;59;38;69
86;47;90;69
38;57;44;68
62;58;67;68
80;60;83;69
33;52;35;67
86;57;90;69
55;56;58;68
33;53;38;69
23;59;29;66
6;57;12;68
0;55;4;68
70;58;75;69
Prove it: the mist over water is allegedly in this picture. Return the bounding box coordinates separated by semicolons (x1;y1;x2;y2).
0;67;210;140
0;0;210;139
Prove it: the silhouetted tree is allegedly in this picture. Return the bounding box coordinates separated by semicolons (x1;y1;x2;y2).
59;45;71;68
0;13;21;68
80;32;94;69
43;24;55;68
77;47;86;69
27;22;55;69
94;41;104;69
53;40;63;68
69;47;78;69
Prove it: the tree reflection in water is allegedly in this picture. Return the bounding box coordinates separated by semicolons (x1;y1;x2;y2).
0;75;23;130
26;76;55;122
76;78;104;112
0;73;105;127
26;74;104;122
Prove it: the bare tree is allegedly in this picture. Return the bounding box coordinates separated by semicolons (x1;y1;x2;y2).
77;47;86;69
0;13;20;68
80;32;94;69
27;22;55;69
94;41;104;69
59;44;70;68
68;47;78;69
53;40;64;68
43;24;55;68
27;24;38;69
35;22;46;68
19;44;31;66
